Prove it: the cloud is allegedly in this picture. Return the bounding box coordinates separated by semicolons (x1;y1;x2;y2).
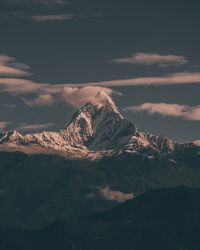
1;0;70;7
99;186;134;203
0;0;72;21
85;72;200;87
23;94;55;106
0;78;41;94
60;86;115;107
17;122;54;132
3;104;16;109
1;72;200;95
0;122;12;130
31;0;70;5
193;140;200;146
1;55;200;108
124;103;200;121
31;14;74;21
0;78;117;107
112;53;189;67
0;54;31;77
30;13;103;22
0;2;102;22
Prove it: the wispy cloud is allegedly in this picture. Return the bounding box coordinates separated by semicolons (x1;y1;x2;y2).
23;94;55;106
1;72;200;95
30;14;74;21
0;78;41;94
124;103;200;121
1;0;70;7
99;186;134;203
17;122;54;132
31;0;70;5
1;54;200;108
30;13;103;22
0;54;31;77
0;1;104;22
0;0;72;21
112;53;189;67
3;104;16;109
84;72;200;87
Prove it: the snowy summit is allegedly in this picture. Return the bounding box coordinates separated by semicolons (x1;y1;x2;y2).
0;93;197;158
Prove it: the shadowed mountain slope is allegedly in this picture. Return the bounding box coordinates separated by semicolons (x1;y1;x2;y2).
1;186;200;250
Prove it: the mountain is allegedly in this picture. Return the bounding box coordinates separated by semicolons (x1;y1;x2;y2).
65;92;137;151
0;93;178;157
0;94;200;229
1;186;200;250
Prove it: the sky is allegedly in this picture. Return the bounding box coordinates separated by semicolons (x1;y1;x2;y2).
0;0;200;143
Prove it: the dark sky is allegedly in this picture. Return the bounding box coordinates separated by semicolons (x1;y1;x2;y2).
0;0;200;142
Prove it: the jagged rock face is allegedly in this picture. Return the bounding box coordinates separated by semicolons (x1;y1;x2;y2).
0;94;198;157
0;95;138;154
0;132;3;140
65;98;137;150
0;130;25;145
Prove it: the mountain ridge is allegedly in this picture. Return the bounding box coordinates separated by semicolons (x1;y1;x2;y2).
0;94;199;158
1;186;200;250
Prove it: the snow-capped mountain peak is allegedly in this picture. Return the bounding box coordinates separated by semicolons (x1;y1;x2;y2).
0;95;195;158
93;91;123;119
64;93;136;150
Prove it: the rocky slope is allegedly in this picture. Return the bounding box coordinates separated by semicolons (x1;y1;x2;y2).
0;148;200;230
1;186;200;250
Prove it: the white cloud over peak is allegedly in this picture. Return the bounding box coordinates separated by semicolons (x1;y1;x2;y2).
112;53;189;67
124;103;200;121
60;86;115;107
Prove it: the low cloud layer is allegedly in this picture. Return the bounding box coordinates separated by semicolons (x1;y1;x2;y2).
99;186;134;203
124;103;200;121
112;53;189;67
